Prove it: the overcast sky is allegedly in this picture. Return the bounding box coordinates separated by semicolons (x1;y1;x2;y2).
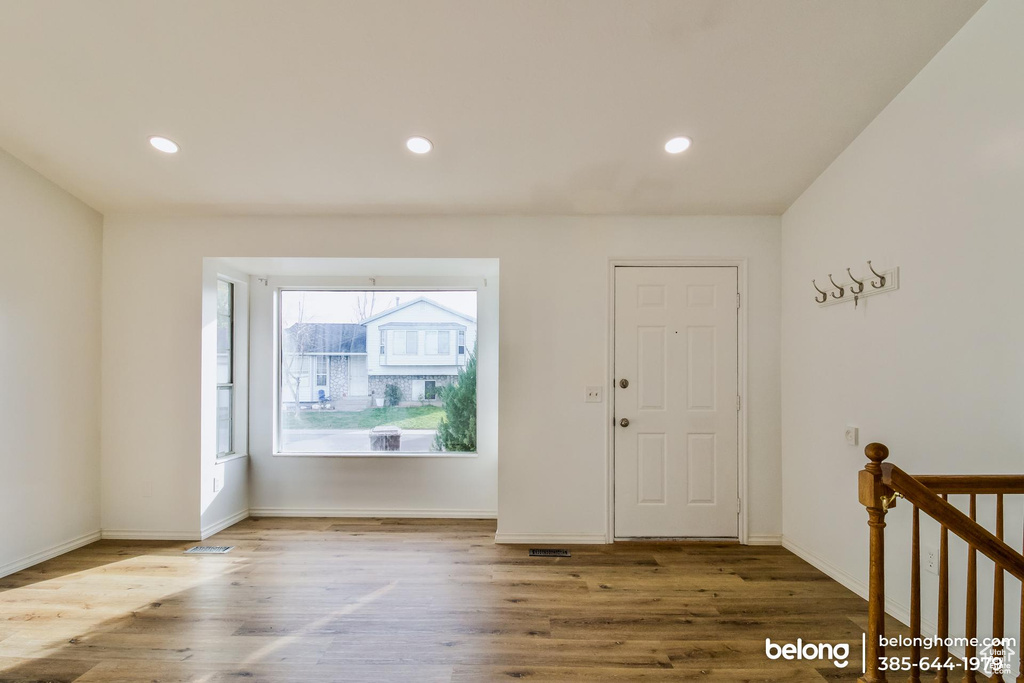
281;290;477;327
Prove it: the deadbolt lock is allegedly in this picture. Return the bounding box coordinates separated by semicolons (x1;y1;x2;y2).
619;378;629;389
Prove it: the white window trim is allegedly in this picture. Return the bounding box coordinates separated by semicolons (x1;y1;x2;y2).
216;279;235;457
272;279;483;458
216;272;249;463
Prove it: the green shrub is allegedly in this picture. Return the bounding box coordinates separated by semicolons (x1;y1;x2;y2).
433;349;476;452
384;383;402;407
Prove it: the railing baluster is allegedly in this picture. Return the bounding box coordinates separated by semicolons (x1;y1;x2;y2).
1018;516;1023;683
992;494;1005;681
936;494;950;683
910;504;921;682
859;443;891;683
963;494;977;683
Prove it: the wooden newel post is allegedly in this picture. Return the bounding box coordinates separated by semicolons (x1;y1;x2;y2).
859;442;891;683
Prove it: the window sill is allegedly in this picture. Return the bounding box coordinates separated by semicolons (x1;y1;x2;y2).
215;453;250;464
271;451;479;459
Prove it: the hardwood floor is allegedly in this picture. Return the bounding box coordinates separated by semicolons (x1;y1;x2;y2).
0;518;889;682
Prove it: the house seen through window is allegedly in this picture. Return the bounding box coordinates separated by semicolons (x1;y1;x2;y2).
278;290;478;454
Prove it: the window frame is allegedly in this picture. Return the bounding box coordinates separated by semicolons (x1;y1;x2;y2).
273;284;481;457
216;279;235;457
315;355;328;387
210;268;249;465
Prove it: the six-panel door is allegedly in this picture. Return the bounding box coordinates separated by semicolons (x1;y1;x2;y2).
614;266;739;538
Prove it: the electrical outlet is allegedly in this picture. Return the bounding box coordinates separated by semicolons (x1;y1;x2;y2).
925;547;938;575
585;386;603;403
845;426;859;447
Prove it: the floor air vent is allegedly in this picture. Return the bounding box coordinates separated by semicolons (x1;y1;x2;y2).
184;546;234;554
529;548;570;558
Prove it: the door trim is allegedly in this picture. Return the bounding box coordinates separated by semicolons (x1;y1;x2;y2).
606;258;749;544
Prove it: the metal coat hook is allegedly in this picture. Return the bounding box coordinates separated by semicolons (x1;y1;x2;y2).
815;260;897;307
827;274;844;299
866;261;886;289
812;279;829;303
847;268;865;295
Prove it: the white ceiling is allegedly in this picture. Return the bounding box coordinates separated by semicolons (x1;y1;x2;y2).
0;1;983;215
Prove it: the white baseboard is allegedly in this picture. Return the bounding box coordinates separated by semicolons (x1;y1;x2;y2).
100;529;201;541
746;534;783;546
494;532;608;545
783;536;916;629
0;530;102;579
201;509;250;540
249;507;498;519
781;536;973;660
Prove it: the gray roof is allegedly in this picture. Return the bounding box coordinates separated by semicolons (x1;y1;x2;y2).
284;323;366;354
361;297;476;324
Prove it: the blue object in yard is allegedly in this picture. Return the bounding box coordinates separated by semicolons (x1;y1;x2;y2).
318;389;326;401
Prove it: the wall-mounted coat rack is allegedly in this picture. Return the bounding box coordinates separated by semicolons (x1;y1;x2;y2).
812;261;898;308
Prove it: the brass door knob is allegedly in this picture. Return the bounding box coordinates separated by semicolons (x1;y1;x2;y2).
619;378;629;388
619;418;630;428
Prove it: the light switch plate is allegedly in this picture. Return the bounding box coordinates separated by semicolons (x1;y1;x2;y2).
585;386;603;403
845;426;859;447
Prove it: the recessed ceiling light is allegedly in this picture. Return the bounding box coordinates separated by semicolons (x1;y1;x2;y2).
664;136;692;154
406;136;433;154
148;136;180;154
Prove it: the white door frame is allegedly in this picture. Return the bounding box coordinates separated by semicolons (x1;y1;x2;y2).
607;258;749;544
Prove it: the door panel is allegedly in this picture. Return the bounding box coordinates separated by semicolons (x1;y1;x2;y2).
614;266;738;538
637;434;667;504
637;327;666;410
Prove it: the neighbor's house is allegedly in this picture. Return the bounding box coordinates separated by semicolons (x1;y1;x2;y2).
282;298;476;407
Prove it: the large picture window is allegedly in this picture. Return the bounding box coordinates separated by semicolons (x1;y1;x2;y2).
278;290;477;455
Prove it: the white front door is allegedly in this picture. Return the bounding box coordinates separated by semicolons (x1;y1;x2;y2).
614;266;739;538
349;356;368;396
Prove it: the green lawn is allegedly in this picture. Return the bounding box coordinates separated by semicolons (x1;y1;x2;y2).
282;405;444;430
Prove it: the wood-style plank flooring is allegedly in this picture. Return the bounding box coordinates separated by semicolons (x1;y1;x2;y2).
0;518;895;682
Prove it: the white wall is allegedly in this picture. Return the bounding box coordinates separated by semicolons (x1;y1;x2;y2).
0;148;102;576
781;0;1023;645
101;215;781;541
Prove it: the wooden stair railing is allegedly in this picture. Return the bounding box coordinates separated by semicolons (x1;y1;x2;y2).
859;443;1024;683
